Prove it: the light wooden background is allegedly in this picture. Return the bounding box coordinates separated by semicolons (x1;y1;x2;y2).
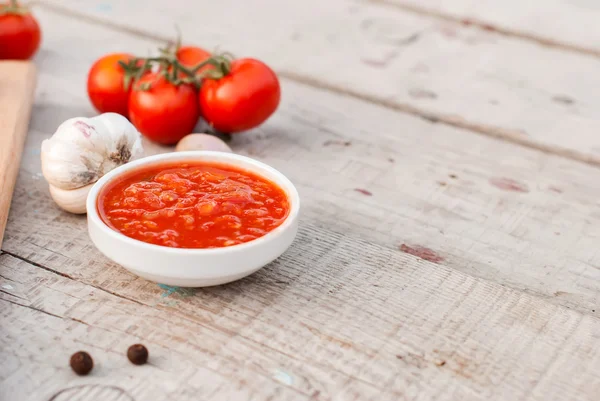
2;1;600;400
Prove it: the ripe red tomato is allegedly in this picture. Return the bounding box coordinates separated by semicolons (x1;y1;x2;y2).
168;45;212;81
129;73;200;145
0;3;41;60
87;53;135;117
177;46;211;71
199;58;280;133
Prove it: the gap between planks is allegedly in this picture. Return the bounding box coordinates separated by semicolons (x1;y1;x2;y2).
2;249;147;307
32;0;600;171
365;0;600;59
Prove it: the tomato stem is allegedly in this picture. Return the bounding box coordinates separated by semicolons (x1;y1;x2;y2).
171;62;179;82
0;0;30;15
174;24;182;53
118;52;234;91
192;55;233;81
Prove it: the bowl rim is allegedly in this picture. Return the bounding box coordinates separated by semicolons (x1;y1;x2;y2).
86;150;300;255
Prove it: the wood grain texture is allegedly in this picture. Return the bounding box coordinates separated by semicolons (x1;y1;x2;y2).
371;0;600;56
4;4;600;401
2;238;600;400
36;0;600;167
5;7;600;314
0;61;36;248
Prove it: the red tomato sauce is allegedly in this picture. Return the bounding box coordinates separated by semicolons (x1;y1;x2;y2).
98;161;290;249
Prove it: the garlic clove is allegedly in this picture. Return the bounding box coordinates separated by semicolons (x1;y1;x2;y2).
48;183;94;214
175;133;232;153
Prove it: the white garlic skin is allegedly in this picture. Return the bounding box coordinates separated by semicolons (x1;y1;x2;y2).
48;183;93;214
41;113;143;190
175;133;232;153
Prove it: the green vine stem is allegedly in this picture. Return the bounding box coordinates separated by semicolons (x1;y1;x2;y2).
0;0;30;15
158;25;183;59
118;53;235;91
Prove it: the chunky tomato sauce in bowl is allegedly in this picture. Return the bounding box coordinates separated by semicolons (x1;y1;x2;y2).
86;151;300;287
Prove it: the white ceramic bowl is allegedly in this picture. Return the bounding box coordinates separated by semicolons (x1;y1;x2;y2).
86;151;300;287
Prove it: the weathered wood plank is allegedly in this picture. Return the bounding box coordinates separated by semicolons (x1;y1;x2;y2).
0;61;36;248
371;0;600;56
2;236;600;400
36;0;600;166
0;257;313;401
7;7;600;315
5;4;600;401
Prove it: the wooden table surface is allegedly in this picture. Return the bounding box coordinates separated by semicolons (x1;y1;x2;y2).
2;1;600;400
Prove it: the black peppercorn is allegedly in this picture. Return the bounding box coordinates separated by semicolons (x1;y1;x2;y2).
127;344;148;365
69;351;93;375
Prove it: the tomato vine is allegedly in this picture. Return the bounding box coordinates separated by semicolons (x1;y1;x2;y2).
118;49;235;91
0;0;30;15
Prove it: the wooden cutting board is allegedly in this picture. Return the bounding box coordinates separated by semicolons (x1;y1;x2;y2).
0;61;37;248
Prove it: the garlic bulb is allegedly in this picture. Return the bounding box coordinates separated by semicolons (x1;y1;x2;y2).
41;113;143;190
